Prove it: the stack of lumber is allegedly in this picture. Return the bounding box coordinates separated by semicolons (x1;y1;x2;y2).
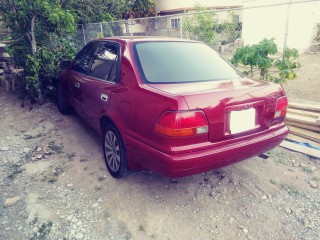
286;101;320;132
281;100;320;158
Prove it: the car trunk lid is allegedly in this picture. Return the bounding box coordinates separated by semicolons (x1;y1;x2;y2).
148;78;285;142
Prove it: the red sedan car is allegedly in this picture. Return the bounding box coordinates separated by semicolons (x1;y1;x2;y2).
57;37;288;178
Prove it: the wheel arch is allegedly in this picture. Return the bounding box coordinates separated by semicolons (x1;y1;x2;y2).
100;115;116;134
100;114;141;171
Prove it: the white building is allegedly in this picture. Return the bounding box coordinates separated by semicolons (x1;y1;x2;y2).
155;0;242;15
153;0;243;38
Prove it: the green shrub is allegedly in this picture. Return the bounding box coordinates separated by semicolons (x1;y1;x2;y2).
231;39;300;83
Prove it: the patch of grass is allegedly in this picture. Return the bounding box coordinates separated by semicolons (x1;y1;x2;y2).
302;167;313;174
53;166;64;176
269;179;277;185
150;234;156;239
83;166;89;171
280;183;302;197
66;152;76;161
311;177;320;182
138;224;146;232
48;141;63;154
275;157;286;165
47;178;57;184
269;150;288;166
7;164;23;180
287;168;294;172
24;133;42;140
24;150;34;162
30;221;53;240
124;232;132;240
30;217;38;225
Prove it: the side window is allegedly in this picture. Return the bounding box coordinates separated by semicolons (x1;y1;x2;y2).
73;43;99;74
88;43;119;82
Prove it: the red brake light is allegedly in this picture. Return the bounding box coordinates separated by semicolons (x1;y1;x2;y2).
155;111;209;137
274;96;288;120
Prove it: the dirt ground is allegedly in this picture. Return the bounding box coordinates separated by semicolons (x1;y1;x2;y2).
0;57;320;239
282;53;320;102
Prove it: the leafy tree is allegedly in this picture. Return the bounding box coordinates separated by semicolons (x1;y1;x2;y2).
231;39;300;83
273;48;300;83
61;0;127;24
125;0;156;19
0;0;75;102
183;6;239;48
1;0;155;103
183;6;219;46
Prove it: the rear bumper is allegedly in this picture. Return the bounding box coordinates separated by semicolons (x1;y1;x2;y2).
126;124;288;178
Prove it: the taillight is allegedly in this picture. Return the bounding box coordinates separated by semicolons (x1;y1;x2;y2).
155;110;209;137
274;96;288;122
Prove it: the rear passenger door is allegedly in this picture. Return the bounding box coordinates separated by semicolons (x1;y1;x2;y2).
80;41;121;132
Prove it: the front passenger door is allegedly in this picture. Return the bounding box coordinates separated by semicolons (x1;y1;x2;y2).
67;42;100;116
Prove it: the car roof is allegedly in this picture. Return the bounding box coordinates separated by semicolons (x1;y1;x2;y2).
92;36;199;44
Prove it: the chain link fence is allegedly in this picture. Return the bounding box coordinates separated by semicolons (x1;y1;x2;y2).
73;9;243;55
70;2;319;101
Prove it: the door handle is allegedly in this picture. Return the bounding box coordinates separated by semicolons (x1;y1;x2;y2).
101;94;108;102
75;82;80;88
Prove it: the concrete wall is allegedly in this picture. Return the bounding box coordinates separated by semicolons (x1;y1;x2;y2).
242;0;320;51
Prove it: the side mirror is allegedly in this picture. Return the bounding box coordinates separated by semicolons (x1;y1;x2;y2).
59;60;71;70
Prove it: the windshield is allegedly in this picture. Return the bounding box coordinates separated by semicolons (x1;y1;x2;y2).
133;41;241;84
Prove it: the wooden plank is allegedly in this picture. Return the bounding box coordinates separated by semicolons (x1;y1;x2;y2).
287;108;320;118
288;102;320;113
286;133;320;148
288;126;320;142
286;113;319;126
280;140;320;158
285;121;320;132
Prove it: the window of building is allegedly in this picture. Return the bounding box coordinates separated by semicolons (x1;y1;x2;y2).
171;18;180;29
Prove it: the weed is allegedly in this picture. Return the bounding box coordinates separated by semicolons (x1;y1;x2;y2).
30;217;38;225
7;164;23;180
125;232;132;240
52;166;64;177
66;152;76;160
30;221;53;240
269;150;287;166
138;224;145;232
311;177;320;182
48;141;63;154
302;167;313;174
269;179;277;185
24;133;42;140
47;178;57;184
281;183;301;197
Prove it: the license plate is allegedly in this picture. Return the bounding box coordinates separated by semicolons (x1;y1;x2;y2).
230;108;256;134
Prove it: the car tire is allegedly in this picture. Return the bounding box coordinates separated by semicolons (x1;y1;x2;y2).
56;83;72;114
103;124;129;178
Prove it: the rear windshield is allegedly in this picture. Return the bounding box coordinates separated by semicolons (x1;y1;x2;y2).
133;41;241;83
